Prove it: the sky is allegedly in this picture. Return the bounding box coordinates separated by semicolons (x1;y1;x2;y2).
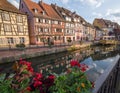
8;0;120;24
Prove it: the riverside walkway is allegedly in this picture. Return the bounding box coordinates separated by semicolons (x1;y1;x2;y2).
0;42;92;63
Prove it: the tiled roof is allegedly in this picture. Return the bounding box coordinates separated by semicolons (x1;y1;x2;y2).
0;0;22;14
39;2;62;20
52;4;87;24
23;0;49;18
51;4;64;19
93;18;120;29
93;18;108;28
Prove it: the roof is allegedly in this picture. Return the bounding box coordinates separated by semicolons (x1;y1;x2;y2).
93;18;120;30
93;18;108;28
52;3;87;23
39;2;62;20
0;0;23;14
51;4;64;19
23;0;50;18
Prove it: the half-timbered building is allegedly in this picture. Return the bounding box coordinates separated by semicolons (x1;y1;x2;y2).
0;0;29;48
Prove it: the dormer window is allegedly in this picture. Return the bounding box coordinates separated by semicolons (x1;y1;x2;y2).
62;12;66;16
33;8;38;13
41;11;45;15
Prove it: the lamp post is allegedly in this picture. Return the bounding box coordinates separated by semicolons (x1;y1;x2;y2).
8;40;11;50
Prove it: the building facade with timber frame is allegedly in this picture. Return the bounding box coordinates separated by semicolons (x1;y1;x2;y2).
0;0;29;48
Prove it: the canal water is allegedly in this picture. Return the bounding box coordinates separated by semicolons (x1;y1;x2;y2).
0;45;120;82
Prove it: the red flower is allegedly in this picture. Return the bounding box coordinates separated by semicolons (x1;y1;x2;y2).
43;75;55;88
35;73;43;80
70;60;80;67
80;63;89;72
48;75;55;80
34;81;42;88
26;86;32;91
80;67;87;72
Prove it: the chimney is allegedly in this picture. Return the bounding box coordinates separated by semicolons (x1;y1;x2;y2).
40;0;43;2
55;3;57;9
38;0;43;4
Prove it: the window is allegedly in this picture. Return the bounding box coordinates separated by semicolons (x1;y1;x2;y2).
4;24;11;32
54;36;57;40
66;29;69;33
45;19;49;24
58;36;61;40
36;37;39;42
49;20;51;24
38;28;43;33
42;11;45;15
19;37;25;43
56;29;62;33
0;24;1;31
36;18;39;23
2;13;10;21
0;38;4;44
43;19;45;23
39;18;43;23
17;15;22;23
54;21;58;24
18;25;24;32
33;8;38;13
44;28;49;33
7;37;14;44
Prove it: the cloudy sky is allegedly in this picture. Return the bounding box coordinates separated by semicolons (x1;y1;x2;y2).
8;0;120;24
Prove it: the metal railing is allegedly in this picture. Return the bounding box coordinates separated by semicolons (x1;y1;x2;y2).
92;55;120;93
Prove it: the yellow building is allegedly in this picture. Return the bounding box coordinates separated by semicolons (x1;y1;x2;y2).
0;0;29;48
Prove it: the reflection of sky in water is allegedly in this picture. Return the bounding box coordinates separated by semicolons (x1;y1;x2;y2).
81;55;119;82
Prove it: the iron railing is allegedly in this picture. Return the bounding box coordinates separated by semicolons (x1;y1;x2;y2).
92;55;120;93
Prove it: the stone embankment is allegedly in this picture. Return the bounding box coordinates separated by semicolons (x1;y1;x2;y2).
0;42;92;64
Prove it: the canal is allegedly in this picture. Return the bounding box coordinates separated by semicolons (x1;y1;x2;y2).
0;45;120;80
0;45;120;92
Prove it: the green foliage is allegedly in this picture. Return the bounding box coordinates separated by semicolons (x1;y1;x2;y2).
16;43;25;48
50;67;92;93
0;60;92;93
67;45;76;51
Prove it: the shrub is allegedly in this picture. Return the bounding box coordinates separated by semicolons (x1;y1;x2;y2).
16;43;25;48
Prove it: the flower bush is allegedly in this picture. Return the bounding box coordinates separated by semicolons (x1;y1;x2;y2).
0;59;93;93
50;60;92;93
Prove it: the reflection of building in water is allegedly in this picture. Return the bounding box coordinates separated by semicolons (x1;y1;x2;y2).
36;45;119;75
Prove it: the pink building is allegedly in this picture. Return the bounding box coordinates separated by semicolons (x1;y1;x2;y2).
19;0;64;45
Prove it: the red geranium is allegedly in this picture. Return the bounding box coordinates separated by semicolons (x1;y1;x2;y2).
80;63;89;72
70;60;81;67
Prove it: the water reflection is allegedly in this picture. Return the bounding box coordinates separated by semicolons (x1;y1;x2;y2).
0;45;120;82
82;55;119;82
28;45;120;82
